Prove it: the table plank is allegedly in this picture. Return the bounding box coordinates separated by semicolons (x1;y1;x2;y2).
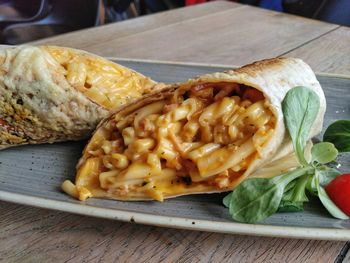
35;4;337;66
284;27;350;75
0;201;345;263
32;1;240;49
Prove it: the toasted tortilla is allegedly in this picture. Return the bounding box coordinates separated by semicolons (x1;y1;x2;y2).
0;45;161;149
69;57;326;201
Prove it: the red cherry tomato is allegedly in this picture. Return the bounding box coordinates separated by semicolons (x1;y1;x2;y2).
326;173;350;216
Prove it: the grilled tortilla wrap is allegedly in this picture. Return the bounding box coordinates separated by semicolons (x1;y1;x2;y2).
65;57;326;201
0;45;161;149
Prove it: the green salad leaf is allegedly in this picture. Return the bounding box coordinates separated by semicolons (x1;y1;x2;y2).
223;192;232;208
282;86;320;166
311;142;338;165
307;166;341;195
323;120;350;152
317;167;342;187
224;167;312;223
278;174;309;212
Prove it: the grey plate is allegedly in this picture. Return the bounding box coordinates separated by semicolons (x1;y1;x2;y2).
1;60;350;240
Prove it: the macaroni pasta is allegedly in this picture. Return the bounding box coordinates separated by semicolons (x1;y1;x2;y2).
44;46;157;110
65;82;276;201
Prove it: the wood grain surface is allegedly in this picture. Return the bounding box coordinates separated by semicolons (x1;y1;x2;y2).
284;26;350;75
2;1;350;262
34;2;338;67
32;1;240;49
0;201;346;263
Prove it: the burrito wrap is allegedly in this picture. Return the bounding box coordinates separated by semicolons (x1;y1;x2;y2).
0;45;160;149
69;57;326;201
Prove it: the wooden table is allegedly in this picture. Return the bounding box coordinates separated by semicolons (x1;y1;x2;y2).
1;1;350;262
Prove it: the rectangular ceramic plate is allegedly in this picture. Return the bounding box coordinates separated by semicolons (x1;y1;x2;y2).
1;60;350;241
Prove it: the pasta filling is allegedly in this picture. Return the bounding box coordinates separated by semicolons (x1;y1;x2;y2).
43;46;156;109
73;82;276;201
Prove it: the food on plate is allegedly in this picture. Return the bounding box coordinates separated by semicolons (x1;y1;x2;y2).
326;173;350;216
224;86;348;223
63;57;327;202
0;45;160;150
324;120;350;153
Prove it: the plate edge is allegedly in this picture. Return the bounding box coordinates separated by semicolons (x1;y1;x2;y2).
1;190;350;241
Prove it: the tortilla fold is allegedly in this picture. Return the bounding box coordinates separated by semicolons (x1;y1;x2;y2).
70;57;326;201
0;45;161;149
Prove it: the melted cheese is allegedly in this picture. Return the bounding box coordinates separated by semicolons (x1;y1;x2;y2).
65;82;277;201
44;46;158;109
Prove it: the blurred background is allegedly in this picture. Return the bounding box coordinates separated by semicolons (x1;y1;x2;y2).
0;0;348;45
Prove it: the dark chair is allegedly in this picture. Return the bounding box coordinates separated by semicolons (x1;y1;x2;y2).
315;0;350;27
0;0;102;44
283;0;350;27
239;0;350;27
108;0;178;19
0;0;50;21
